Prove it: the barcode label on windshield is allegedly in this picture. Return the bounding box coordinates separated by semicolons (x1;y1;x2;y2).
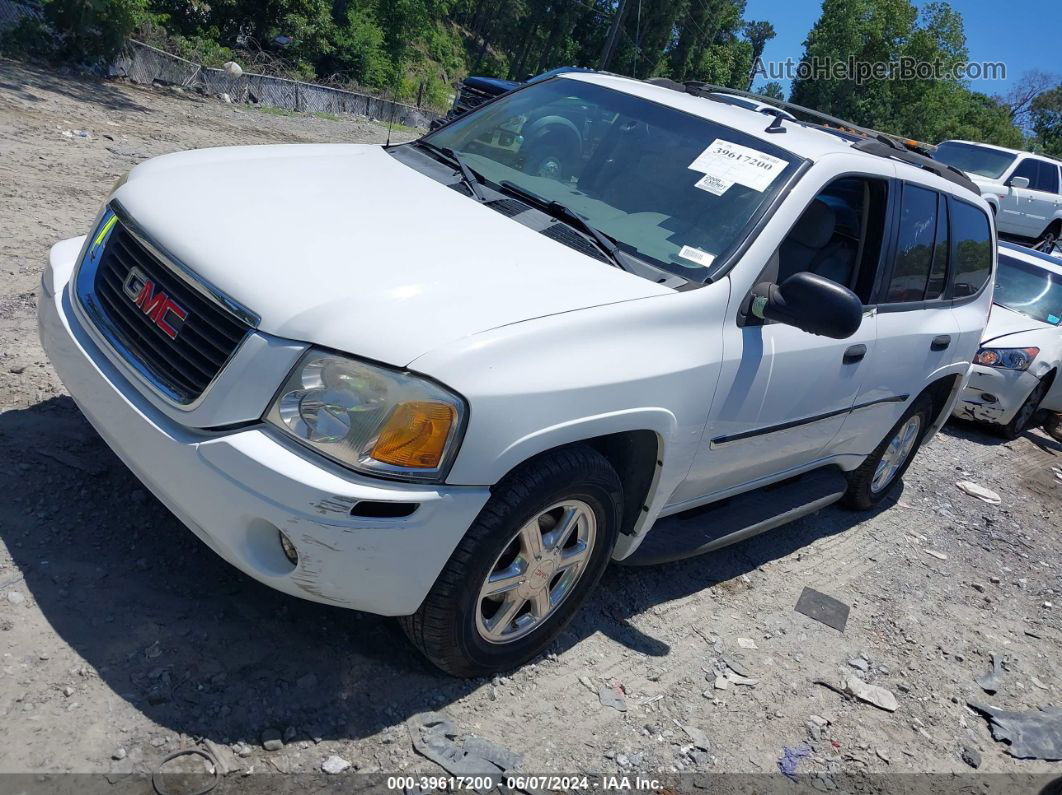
678;246;715;267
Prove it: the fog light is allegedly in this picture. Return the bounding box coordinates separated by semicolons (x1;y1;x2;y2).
980;393;997;404
278;531;299;565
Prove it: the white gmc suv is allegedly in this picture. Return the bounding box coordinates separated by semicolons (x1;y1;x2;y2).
39;73;994;676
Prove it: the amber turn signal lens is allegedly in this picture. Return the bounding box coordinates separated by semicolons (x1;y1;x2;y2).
370;401;456;469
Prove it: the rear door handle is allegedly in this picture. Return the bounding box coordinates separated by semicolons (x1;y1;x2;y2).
843;344;867;364
931;335;951;351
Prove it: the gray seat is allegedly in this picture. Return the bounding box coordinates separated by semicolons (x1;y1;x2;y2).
776;199;856;286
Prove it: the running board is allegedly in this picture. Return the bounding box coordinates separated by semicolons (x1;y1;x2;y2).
622;467;848;566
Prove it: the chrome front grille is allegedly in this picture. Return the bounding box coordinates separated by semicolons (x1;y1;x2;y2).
75;206;255;405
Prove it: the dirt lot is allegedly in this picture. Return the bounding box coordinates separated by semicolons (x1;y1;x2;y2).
1;59;1061;788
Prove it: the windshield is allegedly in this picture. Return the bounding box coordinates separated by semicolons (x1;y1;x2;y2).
995;253;1062;326
934;141;1017;179
423;77;803;278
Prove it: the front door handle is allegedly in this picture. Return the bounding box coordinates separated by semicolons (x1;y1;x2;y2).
843;344;867;364
931;335;952;351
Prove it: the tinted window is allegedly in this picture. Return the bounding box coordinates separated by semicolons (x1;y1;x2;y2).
950;200;992;298
926;193;949;299
1012;158;1039;186
886;185;937;302
934;141;1016;179
1037;161;1060;194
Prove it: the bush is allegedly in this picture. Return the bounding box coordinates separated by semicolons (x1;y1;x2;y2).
0;15;57;60
24;0;150;64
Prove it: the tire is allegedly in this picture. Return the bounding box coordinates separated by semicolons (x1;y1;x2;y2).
998;378;1049;440
843;395;933;509
400;445;622;677
1043;413;1062;443
1034;223;1059;254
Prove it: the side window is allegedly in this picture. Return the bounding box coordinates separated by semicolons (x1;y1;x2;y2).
885;184;938;303
925;193;949;299
1011;158;1039;186
772;176;888;304
950;200;992;298
1037;161;1060;194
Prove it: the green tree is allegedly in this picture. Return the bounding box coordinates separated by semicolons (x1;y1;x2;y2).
1030;85;1062;157
790;0;1024;146
39;0;149;62
755;80;784;100
742;20;774;88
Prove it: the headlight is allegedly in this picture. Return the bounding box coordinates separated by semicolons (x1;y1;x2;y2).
265;350;466;481
973;347;1039;370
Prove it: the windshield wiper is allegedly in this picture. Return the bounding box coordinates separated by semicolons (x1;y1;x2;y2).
497;181;631;271
416;140;486;202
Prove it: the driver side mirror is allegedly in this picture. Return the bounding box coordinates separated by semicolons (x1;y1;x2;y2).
1007;176;1030;189
750;272;863;339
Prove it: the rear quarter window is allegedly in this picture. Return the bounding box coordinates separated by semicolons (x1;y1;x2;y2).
949;200;992;298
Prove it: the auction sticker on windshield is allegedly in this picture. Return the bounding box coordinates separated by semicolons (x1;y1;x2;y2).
689;140;787;194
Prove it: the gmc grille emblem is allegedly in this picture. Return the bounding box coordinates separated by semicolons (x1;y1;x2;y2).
122;266;188;340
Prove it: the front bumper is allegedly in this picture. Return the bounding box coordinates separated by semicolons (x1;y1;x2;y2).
952;363;1041;426
38;240;490;616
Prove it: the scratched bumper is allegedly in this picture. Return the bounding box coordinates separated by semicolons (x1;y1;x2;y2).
952;364;1041;427
38;241;490;616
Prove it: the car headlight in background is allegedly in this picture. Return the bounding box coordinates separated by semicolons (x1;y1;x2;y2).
973;347;1039;371
265;350;466;481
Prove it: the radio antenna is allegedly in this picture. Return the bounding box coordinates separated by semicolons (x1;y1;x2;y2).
385;85;399;148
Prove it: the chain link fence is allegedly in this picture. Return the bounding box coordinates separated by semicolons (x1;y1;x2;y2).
112;40;440;130
0;0;39;31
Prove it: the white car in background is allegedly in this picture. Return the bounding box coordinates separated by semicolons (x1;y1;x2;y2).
954;242;1062;438
934;141;1062;252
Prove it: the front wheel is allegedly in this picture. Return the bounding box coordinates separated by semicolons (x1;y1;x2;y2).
400;445;622;677
843;396;933;509
998;378;1048;440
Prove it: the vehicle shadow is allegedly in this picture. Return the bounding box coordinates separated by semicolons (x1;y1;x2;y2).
0;60;150;113
942;416;1062;456
0;396;889;747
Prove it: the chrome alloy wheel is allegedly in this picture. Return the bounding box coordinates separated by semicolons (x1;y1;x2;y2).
475;500;597;644
871;415;922;494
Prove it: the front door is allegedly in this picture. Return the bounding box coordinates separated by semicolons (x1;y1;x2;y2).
668;173;890;508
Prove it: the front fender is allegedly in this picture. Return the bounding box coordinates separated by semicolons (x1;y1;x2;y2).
410;282;730;522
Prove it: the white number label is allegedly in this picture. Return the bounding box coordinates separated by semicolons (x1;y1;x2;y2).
689;139;787;193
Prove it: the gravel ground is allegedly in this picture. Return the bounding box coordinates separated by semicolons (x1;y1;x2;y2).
1;59;1060;788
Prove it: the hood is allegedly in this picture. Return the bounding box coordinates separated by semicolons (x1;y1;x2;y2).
982;303;1055;345
115;144;670;365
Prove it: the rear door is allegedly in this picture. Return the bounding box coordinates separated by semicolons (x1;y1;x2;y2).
835;183;963;453
1027;159;1061;238
1001;158;1041;237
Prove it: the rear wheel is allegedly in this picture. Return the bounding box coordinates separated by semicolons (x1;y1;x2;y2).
843;396;933;509
999;378;1048;440
1035;223;1060;253
400;445;621;677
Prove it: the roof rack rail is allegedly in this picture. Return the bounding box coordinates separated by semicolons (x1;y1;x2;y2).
641;79;934;150
645;78;979;195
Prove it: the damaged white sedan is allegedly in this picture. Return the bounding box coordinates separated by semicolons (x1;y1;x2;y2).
954;242;1062;438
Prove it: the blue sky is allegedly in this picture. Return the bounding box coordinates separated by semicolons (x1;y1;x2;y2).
744;0;1061;98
